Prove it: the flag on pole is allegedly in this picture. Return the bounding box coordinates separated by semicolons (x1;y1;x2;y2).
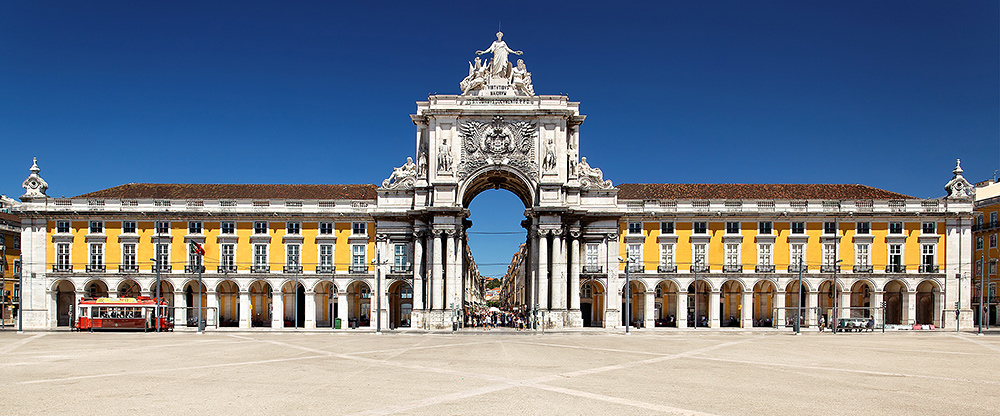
190;241;205;256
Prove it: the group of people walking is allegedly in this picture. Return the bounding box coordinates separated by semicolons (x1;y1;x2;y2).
465;307;530;331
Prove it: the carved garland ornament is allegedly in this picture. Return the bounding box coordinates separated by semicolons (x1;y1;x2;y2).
458;116;537;180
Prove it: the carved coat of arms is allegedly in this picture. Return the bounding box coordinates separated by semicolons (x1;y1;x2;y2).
458;116;537;179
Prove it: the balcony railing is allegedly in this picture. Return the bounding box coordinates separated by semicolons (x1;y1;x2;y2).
582;265;604;274
820;265;841;273
250;265;270;273
787;264;807;273
690;264;709;273
349;265;368;274
217;264;237;273
185;265;206;273
283;265;303;273
919;264;940;273
853;265;874;273
626;264;644;273
885;264;906;273
657;264;677;273
86;264;106;273
152;264;172;273
723;264;742;273
755;265;775;273
118;264;139;273
391;264;413;274
316;265;335;274
973;220;1000;232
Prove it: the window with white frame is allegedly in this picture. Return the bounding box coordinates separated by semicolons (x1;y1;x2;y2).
977;237;984;250
724;243;739;266
319;244;333;267
122;243;137;267
823;222;837;235
856;222;871;234
758;243;773;266
888;244;902;267
975;260;982;276
581;284;592;298
693;243;707;268
122;221;136;234
13;237;19;250
286;222;301;235
221;221;235;235
352;222;367;236
56;220;70;233
89;221;103;234
352;244;366;268
991;234;997;248
693;222;708;234
254;221;268;235
89;243;103;267
221;244;235;268
993;212;998;223
56;243;70;268
188;221;202;234
990;282;997;298
889;222;903;234
660;222;674;234
319;222;334;235
627;222;642;235
626;243;642;270
155;221;170;234
659;243;674;266
253;244;268;266
922;222;936;234
726;222;740;234
791;222;805;234
286;244;300;266
188;244;203;269
758;221;772;234
394;244;408;268
822;243;837;266
856;244;870;266
155;243;169;268
585;243;599;267
921;244;935;267
790;244;804;267
990;261;997;276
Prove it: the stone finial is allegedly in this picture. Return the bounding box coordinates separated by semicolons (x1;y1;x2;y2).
21;157;50;200
944;158;973;200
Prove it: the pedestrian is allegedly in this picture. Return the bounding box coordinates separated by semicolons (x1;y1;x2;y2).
819;315;825;332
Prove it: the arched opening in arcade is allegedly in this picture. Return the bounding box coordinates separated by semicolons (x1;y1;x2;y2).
687;280;710;327
655;280;679;327
150;280;175;320
347;281;371;328
248;280;272;327
883;280;907;325
118;279;141;298
281;280;305;328
915;280;940;326
183;281;208;327
388;280;413;329
752;280;776;327
621;280;645;328
817;280;843;326
314;280;337;328
784;281;808;328
216;280;239;327
720;280;743;327
53;280;76;327
84;279;108;299
850;280;874;318
580;280;605;327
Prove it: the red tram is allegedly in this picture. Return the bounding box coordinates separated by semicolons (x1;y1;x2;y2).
76;296;174;331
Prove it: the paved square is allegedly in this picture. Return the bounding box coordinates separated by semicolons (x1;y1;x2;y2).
1;330;997;415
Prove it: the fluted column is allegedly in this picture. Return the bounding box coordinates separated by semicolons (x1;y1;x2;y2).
239;291;250;329
570;233;581;311
305;289;316;329
413;231;425;310
538;230;549;311
271;289;284;328
551;229;566;310
432;230;444;310
445;231;456;311
606;233;620;327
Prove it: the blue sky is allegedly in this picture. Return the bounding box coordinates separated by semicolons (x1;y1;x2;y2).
2;1;997;277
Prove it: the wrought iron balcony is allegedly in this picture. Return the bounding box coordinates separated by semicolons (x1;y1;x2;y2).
283;265;303;273
755;265;775;273
118;264;139;273
919;264;939;273
885;264;906;273
723;264;742;273
391;264;413;274
185;264;206;274
582;265;604;274
250;265;270;273
820;265;841;273
349;265;368;274
85;264;106;273
690;264;710;273
626;264;644;273
853;265;874;273
787;264;807;273
316;265;335;274
657;264;677;273
151;264;172;273
217;264;237;273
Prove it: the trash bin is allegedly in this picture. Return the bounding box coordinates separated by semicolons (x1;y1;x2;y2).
334;318;342;329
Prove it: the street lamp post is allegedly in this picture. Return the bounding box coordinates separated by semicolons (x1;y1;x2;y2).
832;258;843;335
621;256;631;334
796;256;803;335
151;258;161;332
979;254;985;335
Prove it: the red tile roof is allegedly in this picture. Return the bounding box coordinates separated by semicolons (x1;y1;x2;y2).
75;183;378;200
617;183;915;200
0;212;20;225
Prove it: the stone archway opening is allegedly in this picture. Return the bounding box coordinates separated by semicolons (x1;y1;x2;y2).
281;280;305;328
150;280;175;321
621;280;646;328
883;280;907;325
217;280;239;327
347;281;371;328
248;280;272;328
688;280;710;327
53;280;76;327
916;280;940;326
850;280;874;318
84;280;108;299
314;281;337;328
580;280;605;327
388;280;413;329
720;280;744;327
118;279;141;298
655;280;679;327
183;281;207;328
753;280;776;327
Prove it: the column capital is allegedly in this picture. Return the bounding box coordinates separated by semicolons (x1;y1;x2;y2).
606;233;619;242
375;233;390;242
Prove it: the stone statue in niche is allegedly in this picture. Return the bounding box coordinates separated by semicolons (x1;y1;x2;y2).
417;149;428;177
381;157;418;189
438;138;453;173
542;137;556;172
576;157;614;189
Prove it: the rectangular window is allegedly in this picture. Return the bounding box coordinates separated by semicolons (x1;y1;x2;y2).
221;221;235;235
89;221;103;234
790;244;804;267
758;221;772;235
155;243;169;268
319;222;334;235
726;222;740;234
823;222;837;235
626;243;641;262
89;244;103;266
56;220;70;233
188;246;203;269
822;243;837;265
888;244;902;266
319;244;333;266
856;222;871;234
990;282;997;298
122;221;136;234
13;238;19;250
57;243;70;267
352;244;366;266
122;243;137;267
693;243;707;268
660;244;674;265
188;221;202;234
286;222;301;235
990;262;997;275
627;222;642;235
253;244;268;266
856;244;870;266
889;222;903;234
991;234;997;248
993;212;998;223
394;244;408;268
221;244;235;268
758;243;773;266
155;221;170;234
286;244;300;266
791;222;805;234
660;222;674;234
976;260;982;276
921;244;935;267
922;222;936;234
352;222;367;236
977;237;984;250
724;243;739;266
693;222;708;234
585;243;599;266
254;221;268;235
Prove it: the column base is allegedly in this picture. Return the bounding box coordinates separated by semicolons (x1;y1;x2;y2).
22;309;48;330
